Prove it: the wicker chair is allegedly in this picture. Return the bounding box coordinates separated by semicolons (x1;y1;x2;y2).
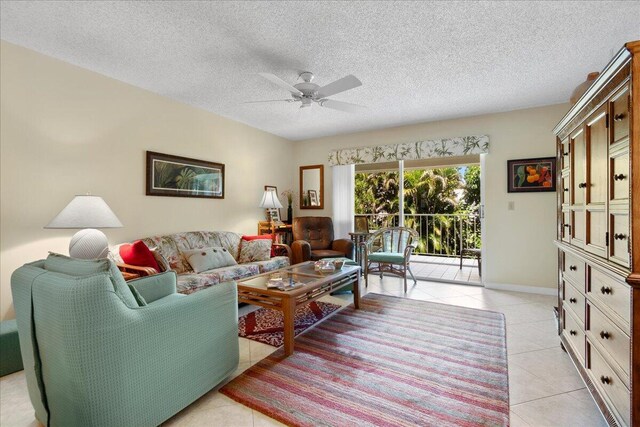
362;227;419;292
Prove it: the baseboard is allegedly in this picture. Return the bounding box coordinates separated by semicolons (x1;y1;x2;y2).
483;281;556;296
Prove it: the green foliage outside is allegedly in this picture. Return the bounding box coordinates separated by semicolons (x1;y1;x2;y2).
355;165;481;254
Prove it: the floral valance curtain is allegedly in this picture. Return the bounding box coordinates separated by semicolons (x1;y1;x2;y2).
327;135;489;166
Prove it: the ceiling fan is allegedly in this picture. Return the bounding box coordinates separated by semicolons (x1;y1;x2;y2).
246;71;366;113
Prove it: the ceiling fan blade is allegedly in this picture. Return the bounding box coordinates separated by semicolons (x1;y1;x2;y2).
243;99;295;104
258;73;303;96
317;74;362;98
319;99;367;113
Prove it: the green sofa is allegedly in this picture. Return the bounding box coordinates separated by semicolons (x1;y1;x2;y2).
11;253;239;427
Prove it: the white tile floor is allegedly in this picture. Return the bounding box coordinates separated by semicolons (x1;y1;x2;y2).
410;254;482;284
0;276;607;427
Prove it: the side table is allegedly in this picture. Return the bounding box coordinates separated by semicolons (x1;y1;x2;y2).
258;221;293;245
348;232;370;270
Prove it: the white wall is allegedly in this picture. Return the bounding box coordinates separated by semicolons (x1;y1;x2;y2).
294;103;570;293
0;42;295;319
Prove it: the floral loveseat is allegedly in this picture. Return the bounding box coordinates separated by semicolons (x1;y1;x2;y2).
110;231;290;295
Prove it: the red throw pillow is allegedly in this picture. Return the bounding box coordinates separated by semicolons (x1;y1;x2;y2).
242;235;275;257
242;234;272;241
119;240;161;272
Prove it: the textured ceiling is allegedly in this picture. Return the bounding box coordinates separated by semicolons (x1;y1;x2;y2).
1;1;639;141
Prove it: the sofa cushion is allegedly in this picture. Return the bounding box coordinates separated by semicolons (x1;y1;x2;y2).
182;247;237;273
127;272;177;304
44;252;139;308
127;285;147;307
119;241;161;272
238;239;272;263
176;272;221;295
242;234;276;257
151;249;171;272
175;264;261;295
202;231;243;261
140;235;191;274
245;256;290;273
207;264;261;283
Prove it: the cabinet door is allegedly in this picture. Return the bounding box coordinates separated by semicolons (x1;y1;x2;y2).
584;109;608;257
609;147;630;205
570;127;586;247
561;137;570;170
571;128;586;205
609;85;629;145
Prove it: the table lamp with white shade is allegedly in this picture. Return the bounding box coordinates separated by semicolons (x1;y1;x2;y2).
45;194;123;259
259;189;283;211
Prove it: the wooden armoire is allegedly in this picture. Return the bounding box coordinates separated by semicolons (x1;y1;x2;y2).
553;40;639;427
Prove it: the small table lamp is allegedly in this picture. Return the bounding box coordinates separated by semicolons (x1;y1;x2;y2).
259;189;283;211
259;189;283;240
45;195;123;259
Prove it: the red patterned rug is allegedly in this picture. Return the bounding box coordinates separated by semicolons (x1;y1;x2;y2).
238;301;342;347
222;293;509;427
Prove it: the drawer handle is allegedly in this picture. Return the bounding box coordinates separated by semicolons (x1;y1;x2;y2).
563;188;569;192
569;297;577;303
569;330;577;336
613;113;625;122
600;331;611;340
562;151;569;156
600;286;612;295
578;182;587;189
569;265;577;271
613;233;627;240
600;375;612;385
613;173;626;181
563;224;570;228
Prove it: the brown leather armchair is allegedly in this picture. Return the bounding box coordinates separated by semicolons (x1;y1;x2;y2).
291;217;354;264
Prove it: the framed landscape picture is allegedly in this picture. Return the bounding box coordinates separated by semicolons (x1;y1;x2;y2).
507;157;556;193
146;151;224;199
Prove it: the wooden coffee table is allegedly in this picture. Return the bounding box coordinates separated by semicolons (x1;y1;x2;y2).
237;261;361;356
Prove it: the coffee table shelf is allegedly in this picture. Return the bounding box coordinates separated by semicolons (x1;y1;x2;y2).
237;261;361;356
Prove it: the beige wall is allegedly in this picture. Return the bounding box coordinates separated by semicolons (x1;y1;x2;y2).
294;103;570;293
1;40;571;320
0;42;295;319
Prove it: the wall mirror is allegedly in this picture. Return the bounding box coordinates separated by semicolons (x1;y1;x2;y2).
299;164;324;209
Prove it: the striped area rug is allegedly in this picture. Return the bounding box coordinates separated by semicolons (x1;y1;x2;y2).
221;293;509;427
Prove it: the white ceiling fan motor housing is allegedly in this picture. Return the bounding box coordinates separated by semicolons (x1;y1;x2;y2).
293;72;320;99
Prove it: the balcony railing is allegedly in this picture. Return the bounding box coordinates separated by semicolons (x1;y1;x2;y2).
355;213;481;257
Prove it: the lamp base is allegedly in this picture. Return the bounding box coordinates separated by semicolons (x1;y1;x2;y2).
69;229;109;259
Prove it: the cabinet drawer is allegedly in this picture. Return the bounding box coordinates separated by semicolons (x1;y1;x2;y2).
610;149;629;203
563;281;585;324
610;85;629;144
563;309;585;363
588;342;630;427
588;268;630;327
563;252;585;286
609;211;630;268
587;303;630;382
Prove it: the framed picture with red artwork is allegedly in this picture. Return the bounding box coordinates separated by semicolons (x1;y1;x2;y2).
507;157;556;193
